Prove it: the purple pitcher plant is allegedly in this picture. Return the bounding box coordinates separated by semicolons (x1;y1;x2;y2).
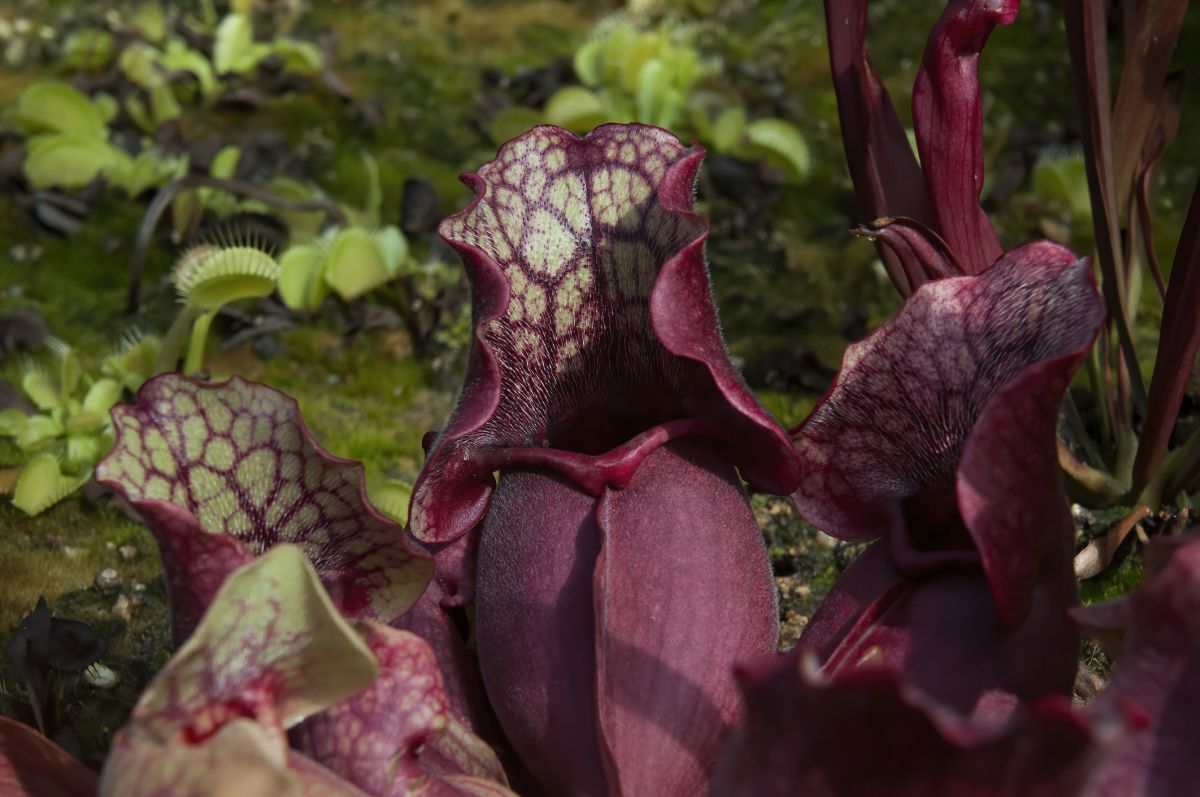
3;0;1200;792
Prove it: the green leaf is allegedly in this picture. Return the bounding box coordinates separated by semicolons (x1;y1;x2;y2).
16;415;65;451
323;228;391;301
743;118;811;181
0;410;28;438
268;177;326;243
544;87;609;133
92;92;119;124
174;245;281;310
15;81;107;139
277;244;329;311
366;479;412;524
131;3;167;43
63;29;117;70
118;42;166;90
66;409;106;434
59;349;83;399
22;134;116;190
373;225;409;274
360;151;382;228
21;371;60;411
573;37;605;87
82;378;124;417
66;429;110;470
125;95;156;135
488;106;546;145
110;148;186;198
160;40;219;99
271;38;324;75
711;106;747;153
209;145;241;180
13;454;87;515
213;12;255;74
635;58;673;128
149;83;181;126
171;188;203;241
103;335;162;392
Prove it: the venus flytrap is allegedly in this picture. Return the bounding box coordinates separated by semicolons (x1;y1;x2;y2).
160;238;281;375
0;340;140;515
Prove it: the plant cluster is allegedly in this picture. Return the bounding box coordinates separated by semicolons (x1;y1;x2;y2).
1;0;1198;795
493;16;813;182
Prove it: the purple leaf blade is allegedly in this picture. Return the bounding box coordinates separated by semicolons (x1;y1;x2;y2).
292;622;510;797
910;0;1015;274
792;242;1102;541
711;655;1100;797
1110;0;1189;213
474;466;609;795
823;0;933;293
957;349;1088;630
593;438;778;796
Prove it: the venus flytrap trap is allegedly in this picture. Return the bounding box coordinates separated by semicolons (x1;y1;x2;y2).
160;236;281;375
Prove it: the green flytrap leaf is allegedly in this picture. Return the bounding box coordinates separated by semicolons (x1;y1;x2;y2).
324;228;390;301
544;86;611;132
14;81;107;138
489;106;546;145
277;244;328;311
270;38;324;75
62;29;117;70
743;118;811;180
130;2;167;43
13;454;88;515
277;225;409;310
213;12;256;74
173;244;281;310
23;134;115;190
158;40;220;99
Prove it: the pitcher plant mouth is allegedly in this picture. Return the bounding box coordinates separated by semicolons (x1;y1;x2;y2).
407;124;800;548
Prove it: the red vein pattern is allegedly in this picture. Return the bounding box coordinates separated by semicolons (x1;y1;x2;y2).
792;241;1103;541
409;124;799;546
96;375;431;631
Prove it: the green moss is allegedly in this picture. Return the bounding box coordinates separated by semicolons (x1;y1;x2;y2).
1079;552;1144;605
253;324;450;480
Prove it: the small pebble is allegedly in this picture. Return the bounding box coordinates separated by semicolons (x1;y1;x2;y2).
94;568;121;590
105;541;116;551
62;545;84;560
118;544;138;562
111;594;134;623
8;243;42;264
131;580;146;594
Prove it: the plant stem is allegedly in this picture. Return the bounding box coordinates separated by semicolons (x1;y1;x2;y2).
184;310;217;375
155;305;202;374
